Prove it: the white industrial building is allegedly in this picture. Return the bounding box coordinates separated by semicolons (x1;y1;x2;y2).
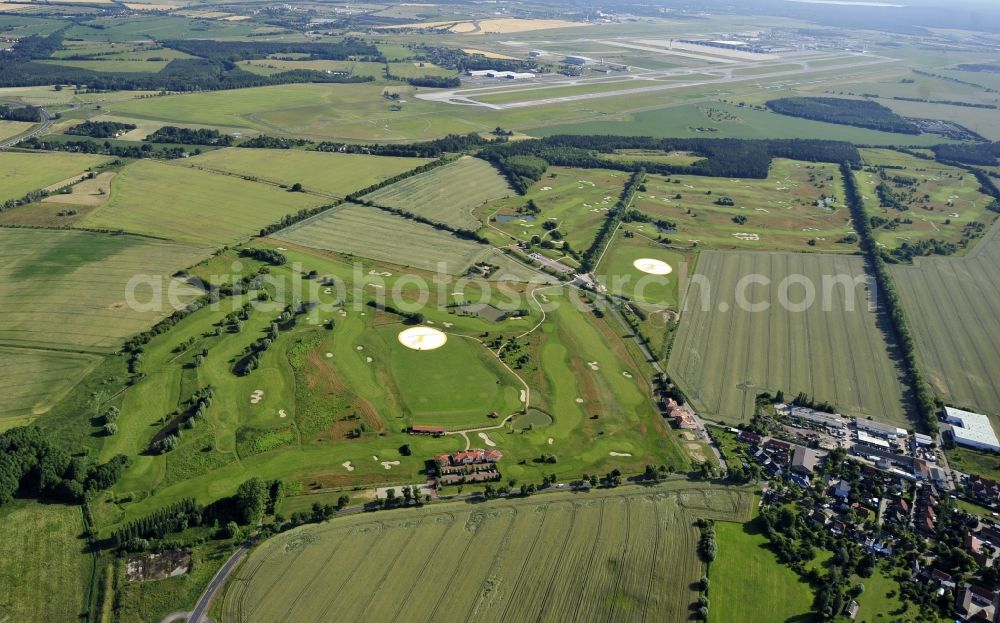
856;419;908;439
466;70;535;79
945;406;1000;452
856;430;891;450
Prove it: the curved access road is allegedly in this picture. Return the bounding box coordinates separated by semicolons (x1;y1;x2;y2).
185;543;250;623
0;105;54;149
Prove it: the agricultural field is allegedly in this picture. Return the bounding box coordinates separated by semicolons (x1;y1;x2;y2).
857;148;998;253
273;203;492;273
631;159;856;253
889;222;1000;415
710;520;816;623
218;484;752;623
483;166;628;257
0;119;32;141
668;251;910;426
0;151;110;202
0;228;207;352
82;159;326;246
361;156;512;230
0;501;90;623
186;148;428;199
0;346;103;427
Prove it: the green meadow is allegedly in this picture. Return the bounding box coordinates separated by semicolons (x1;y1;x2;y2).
0;228;208;352
361;156;513;230
186;148;428;199
83;159;326;245
0;151;110;201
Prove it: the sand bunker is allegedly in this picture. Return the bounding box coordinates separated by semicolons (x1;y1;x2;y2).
398;326;448;351
547;437;554;445
366;356;373;363
588;361;600;371
250;389;264;404
325;353;333;358
478;432;497;447
575;398;584;403
342;461;354;472
633;258;673;276
278;409;287;418
609;451;633;457
381;460;400;470
622;371;633;379
519;389;527;403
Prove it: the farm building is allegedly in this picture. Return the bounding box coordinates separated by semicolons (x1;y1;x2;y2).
945;407;1000;452
564;55;587;65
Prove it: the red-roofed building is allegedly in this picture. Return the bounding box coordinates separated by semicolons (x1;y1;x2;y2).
435;449;503;467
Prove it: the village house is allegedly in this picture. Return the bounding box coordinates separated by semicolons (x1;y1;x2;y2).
956;585;1000;622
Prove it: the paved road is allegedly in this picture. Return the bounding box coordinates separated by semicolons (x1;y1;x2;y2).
186;544;250;623
0;105;54;149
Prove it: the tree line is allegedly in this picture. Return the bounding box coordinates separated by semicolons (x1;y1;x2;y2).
478;135;860;189
766;97;920;135
0;32;375;91
0;426;129;507
66;120;136;138
579;169;646;272
314;132;496;158
841;162;938;433
145;126;233;146
0;104;42;122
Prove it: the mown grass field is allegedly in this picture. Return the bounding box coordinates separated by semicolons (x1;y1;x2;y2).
273;202;491;273
361;156;512;230
82;159;326;245
632;159;855;253
0;119;32;141
600;149;705;167
668;251;910;426
0;151;110;201
186;148;428;199
484;166;627;256
0;228;207;352
858;148;997;253
0;346;103;426
890;221;1000;415
375;323;522;427
39;57;173;72
594;231;688;308
710;520;815;623
89;243;689;526
219;484;753;623
0;501;90;623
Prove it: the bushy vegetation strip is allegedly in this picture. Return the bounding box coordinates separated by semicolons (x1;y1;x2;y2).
841;162;937;432
580;169;645;272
